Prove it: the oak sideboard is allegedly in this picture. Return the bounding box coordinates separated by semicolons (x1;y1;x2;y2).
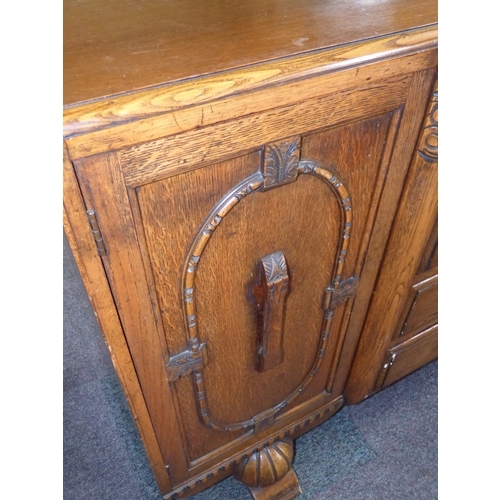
63;1;438;498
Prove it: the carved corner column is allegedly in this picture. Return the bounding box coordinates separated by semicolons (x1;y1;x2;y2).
233;439;302;500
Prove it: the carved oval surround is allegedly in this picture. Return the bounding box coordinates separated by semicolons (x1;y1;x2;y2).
177;138;356;433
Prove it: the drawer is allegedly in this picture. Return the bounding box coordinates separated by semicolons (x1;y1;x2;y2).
378;324;437;389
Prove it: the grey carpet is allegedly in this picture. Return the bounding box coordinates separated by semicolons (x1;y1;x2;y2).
64;234;437;499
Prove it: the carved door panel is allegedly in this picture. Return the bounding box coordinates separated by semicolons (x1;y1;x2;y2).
133;115;395;461
73;71;434;486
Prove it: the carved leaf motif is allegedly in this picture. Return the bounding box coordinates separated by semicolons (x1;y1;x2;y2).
262;136;301;190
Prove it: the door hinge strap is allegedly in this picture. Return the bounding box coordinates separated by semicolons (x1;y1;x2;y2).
323;276;360;310
86;210;107;256
166;342;208;382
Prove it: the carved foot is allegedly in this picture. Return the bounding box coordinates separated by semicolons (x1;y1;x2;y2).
233;439;302;500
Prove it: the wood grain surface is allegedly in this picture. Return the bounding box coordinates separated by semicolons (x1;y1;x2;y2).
64;0;437;106
330;68;436;397
343;78;438;404
133;107;395;466
119;74;410;187
64;2;438;496
63;28;437;140
73;153;192;485
380;325;438;389
63;145;173;493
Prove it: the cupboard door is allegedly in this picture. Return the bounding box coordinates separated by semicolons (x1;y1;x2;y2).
136;116;393;464
73;70;434;487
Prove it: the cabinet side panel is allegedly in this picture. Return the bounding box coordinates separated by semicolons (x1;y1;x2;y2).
72;152;190;485
63;144;172;494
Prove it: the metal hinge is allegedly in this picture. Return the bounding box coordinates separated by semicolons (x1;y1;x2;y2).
86;210;107;256
165;465;172;480
166;343;208;382
323;276;360;310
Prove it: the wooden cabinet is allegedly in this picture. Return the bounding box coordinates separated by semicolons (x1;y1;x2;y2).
63;1;437;498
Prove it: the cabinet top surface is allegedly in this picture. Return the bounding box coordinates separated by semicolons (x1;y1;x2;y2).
64;0;437;107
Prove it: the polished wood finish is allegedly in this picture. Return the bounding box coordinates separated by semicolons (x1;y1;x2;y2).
234;439;295;489
417;217;438;275
344;80;438;405
64;1;437;498
64;39;437;149
64;0;437;107
396;272;438;340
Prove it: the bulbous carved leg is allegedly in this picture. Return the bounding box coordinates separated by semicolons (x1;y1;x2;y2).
233;439;302;500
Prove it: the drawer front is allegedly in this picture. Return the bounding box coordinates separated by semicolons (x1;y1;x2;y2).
378;325;438;389
73;68;436;487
